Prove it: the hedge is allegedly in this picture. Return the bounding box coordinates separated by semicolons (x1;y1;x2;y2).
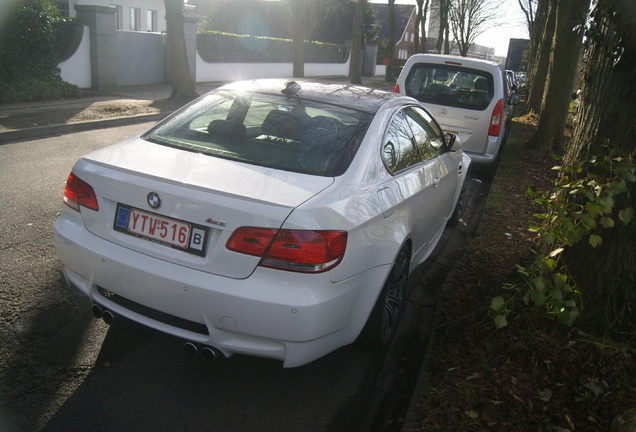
197;31;349;63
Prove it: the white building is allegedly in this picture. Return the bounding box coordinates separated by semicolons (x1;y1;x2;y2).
54;0;166;33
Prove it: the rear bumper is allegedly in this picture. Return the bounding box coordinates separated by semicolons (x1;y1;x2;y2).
464;135;502;166
53;213;388;368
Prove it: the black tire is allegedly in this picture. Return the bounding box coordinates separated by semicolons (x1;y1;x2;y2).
358;246;410;349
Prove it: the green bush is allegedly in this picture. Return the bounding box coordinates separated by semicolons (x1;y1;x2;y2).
0;0;79;103
491;147;636;330
0;77;80;103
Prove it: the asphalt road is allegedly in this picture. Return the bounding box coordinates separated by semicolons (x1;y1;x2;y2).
0;124;490;432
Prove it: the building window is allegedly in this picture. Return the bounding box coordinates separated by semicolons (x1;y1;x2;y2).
399;49;408;60
53;1;69;17
130;7;140;31
147;10;157;32
112;5;122;30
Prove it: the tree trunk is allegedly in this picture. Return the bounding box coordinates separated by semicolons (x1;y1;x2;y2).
350;0;367;85
419;0;430;53
525;0;555;114
292;0;305;78
164;0;198;101
565;1;636;164
414;1;422;53
436;0;448;53
413;0;429;53
444;24;450;54
386;0;396;82
560;0;636;332
527;0;588;150
517;0;537;41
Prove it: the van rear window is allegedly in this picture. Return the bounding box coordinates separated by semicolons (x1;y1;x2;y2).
404;64;494;111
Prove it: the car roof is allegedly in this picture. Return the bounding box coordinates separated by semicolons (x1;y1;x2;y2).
217;79;402;114
405;53;503;71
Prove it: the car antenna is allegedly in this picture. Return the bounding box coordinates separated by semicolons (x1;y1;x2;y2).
282;81;301;97
282;81;303;108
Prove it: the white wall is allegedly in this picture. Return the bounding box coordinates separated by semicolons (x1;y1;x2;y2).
195;52;353;83
117;30;165;85
58;26;390;88
59;25;92;88
68;0;166;33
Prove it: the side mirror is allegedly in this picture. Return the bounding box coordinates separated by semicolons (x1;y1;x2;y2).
445;133;462;151
510;93;520;105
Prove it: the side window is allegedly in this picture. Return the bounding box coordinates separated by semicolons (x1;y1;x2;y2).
383;110;421;173
404;107;445;160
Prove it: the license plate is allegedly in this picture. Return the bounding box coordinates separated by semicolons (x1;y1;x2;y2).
113;204;207;256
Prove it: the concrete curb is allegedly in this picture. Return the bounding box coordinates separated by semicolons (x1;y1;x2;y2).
400;176;491;431
400;268;460;431
0;112;170;144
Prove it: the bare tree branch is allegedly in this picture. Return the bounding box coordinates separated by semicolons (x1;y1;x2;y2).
448;0;506;56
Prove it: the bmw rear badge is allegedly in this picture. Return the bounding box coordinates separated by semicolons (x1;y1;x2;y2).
147;192;161;209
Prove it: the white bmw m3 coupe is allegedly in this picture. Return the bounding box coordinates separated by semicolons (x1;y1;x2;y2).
53;79;470;367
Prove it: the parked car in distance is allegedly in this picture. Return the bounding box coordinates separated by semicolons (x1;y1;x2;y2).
54;79;471;367
516;72;527;84
394;54;520;177
516;72;528;91
506;70;519;94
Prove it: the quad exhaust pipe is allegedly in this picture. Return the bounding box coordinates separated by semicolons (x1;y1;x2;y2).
201;346;220;363
183;342;225;363
183;341;198;357
91;304;223;362
91;303;114;325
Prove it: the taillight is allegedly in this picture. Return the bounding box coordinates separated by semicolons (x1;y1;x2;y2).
63;172;99;212
227;227;347;273
393;83;400;93
226;227;277;256
489;99;504;136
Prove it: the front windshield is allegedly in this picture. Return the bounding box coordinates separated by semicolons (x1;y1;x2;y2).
144;90;372;177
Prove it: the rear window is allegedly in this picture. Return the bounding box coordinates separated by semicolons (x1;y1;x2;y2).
144;91;372;177
404;64;494;111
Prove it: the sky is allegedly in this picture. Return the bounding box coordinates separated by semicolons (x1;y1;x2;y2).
369;0;530;57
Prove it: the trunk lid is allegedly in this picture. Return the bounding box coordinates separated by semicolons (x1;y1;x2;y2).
73;138;334;279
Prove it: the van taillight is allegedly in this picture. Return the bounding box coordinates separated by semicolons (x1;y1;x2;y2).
227;227;347;273
489;99;504;136
393;83;400;93
63;172;99;212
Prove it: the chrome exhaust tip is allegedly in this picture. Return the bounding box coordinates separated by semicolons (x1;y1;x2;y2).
183;342;198;357
201;346;219;363
91;304;103;319
102;310;114;325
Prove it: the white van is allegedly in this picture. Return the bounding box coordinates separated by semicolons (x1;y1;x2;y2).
394;54;519;177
